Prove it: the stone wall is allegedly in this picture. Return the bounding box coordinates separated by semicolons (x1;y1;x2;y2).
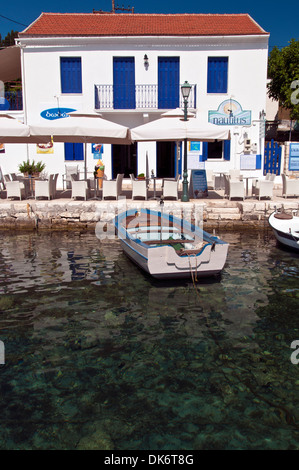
0;198;298;232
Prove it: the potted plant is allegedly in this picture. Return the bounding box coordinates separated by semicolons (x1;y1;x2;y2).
33;160;46;177
18;160;46;177
137;173;145;180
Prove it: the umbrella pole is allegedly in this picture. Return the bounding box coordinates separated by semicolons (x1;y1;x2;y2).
181;138;189;202
84;140;87;179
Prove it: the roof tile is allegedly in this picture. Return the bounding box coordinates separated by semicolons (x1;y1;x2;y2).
19;13;268;37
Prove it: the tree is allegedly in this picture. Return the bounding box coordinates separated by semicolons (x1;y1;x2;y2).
267;38;299;120
0;30;19;47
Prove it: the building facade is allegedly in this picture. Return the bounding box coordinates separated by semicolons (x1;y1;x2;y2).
1;12;269;187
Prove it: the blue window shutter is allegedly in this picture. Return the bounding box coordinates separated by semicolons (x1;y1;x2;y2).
64;143;84;161
113;57;135;109
201;142;208;161
75;143;84;160
158;57;180;109
61;57;82;93
207;57;228;93
223;140;231;160
256;154;262;169
64;142;73;160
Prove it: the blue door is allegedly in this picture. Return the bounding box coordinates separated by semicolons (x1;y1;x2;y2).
113;57;135;109
158;57;180;109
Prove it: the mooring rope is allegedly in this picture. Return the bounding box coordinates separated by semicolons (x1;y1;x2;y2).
188;254;198;283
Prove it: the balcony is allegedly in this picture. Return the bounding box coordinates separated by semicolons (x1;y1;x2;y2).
95;84;196;111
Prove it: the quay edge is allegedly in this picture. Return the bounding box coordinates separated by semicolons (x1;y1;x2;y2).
0;197;298;232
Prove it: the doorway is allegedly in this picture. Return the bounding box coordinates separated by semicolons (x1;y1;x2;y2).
112;143;137;178
156;141;176;178
158;57;180;109
113;57;136;109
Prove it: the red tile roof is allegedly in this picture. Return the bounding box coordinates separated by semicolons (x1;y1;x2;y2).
19;13;268;37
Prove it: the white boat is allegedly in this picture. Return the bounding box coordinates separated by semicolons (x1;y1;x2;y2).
269;209;299;251
114;208;229;279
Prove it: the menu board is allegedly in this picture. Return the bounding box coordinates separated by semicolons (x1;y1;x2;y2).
189;170;208;198
240;154;256;170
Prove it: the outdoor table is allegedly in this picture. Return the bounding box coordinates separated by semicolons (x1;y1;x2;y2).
213;172;228;190
149;177;160;200
20;176;40;199
242;176;259;197
89;176;103;200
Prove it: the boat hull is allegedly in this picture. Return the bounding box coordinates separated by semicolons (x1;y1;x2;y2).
115;209;229;279
120;238;229;279
269;212;299;251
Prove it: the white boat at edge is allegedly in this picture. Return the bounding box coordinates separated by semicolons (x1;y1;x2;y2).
114;208;229;279
269;210;299;251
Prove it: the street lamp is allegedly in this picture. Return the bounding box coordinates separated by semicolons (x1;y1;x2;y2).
181;81;192;202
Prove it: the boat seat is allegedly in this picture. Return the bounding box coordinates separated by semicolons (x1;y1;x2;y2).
274;212;293;220
142;238;195;245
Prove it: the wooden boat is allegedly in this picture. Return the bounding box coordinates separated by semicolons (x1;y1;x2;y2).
114;208;229;279
269;209;299;251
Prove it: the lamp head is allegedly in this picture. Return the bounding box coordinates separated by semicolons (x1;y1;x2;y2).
181;81;192;100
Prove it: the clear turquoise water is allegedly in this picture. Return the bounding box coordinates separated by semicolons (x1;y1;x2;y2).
0;228;298;450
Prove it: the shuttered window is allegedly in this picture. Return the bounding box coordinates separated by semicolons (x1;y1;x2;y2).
64;143;84;161
60;57;82;94
201;140;230;160
207;57;228;93
113;57;135;109
158;57;180;109
223;140;231;160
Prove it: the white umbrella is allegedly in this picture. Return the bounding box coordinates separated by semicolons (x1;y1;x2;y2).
29;112;131;178
0;114;50;143
29;113;131;144
130;108;230;202
131;109;230;142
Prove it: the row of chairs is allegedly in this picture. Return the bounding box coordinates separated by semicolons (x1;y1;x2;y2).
69;173;179;201
250;173;299;200
223;172;276;200
100;174;179;201
5;174;59;200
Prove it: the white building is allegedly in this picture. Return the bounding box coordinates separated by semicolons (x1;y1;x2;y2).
1;12;269;188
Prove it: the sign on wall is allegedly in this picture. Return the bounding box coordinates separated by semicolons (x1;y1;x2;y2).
92;144;104;159
208;99;251;126
36;138;54;154
240;154;262;170
289;143;299;171
187;141;203;169
40;108;76;120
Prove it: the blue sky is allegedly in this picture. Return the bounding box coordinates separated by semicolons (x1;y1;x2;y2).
0;0;298;52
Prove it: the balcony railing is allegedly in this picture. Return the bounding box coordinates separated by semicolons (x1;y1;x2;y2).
95;84;196;110
0;91;23;111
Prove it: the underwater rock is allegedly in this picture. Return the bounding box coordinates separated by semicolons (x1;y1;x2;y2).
76;428;113;450
0;295;15;311
104;310;125;327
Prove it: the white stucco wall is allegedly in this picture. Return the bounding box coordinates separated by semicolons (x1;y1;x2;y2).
0;34;269;187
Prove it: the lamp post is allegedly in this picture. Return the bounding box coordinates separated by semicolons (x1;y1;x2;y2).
181;81;192;202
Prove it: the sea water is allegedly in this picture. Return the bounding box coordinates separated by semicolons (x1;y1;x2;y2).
0;228;298;450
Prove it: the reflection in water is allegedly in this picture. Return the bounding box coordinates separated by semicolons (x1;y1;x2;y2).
0;229;298;450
